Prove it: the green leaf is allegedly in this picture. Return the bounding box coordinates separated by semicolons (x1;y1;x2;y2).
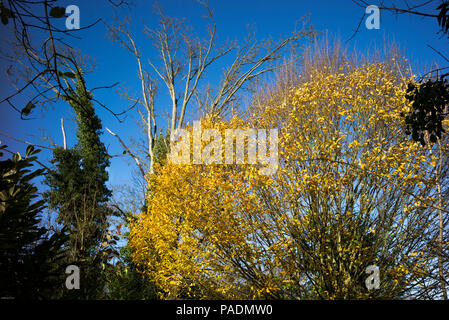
21;101;36;116
58;71;76;79
2;7;14;18
64;72;76;79
49;7;66;18
13;152;21;162
26;145;35;158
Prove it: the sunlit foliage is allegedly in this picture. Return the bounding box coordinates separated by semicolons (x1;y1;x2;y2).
129;60;449;299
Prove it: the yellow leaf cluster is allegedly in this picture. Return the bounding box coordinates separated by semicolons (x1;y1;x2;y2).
129;62;448;299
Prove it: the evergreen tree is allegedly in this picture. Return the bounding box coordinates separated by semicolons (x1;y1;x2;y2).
0;145;67;299
44;70;115;299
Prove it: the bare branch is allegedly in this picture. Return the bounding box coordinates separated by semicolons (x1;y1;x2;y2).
61;118;67;150
0;132;55;150
105;127;146;178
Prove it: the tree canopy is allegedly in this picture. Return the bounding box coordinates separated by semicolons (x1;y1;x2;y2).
129;59;449;299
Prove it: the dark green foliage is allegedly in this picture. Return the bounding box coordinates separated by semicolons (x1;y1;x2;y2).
153;131;170;168
57;71;77;79
0;145;67;299
44;71;115;299
21;101;36;118
105;246;159;300
142;131;170;214
45;147;82;223
0;2;14;26
398;2;449;146
63;72;112;205
403;76;449;146
49;6;66;19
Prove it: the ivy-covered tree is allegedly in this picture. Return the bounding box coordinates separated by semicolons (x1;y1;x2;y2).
0;145;67;299
44;70;116;299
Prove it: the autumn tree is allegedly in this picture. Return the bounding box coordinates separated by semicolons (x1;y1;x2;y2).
129;46;449;299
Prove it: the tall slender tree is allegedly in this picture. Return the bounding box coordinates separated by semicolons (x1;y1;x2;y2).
45;70;115;299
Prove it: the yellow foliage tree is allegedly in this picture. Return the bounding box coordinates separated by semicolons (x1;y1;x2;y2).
129;59;449;299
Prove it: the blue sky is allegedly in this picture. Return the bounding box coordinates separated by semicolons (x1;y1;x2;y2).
0;0;447;205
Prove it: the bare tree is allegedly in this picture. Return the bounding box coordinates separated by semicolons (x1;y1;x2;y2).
107;1;313;177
